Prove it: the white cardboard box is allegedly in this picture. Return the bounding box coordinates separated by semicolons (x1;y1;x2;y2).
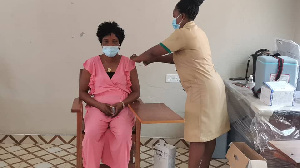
226;142;267;168
260;81;295;106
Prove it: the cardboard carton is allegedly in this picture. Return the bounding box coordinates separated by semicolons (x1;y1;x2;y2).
260;81;295;106
226;142;267;168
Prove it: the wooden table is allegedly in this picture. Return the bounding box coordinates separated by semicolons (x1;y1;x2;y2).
128;102;184;168
269;140;300;167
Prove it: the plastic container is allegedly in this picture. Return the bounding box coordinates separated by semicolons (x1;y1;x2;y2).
254;56;298;93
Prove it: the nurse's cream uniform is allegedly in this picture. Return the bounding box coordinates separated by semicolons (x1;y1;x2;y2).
160;21;230;142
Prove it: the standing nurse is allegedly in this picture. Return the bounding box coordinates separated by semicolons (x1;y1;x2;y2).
131;0;230;167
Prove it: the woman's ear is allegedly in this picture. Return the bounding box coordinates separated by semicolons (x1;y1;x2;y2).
182;13;187;21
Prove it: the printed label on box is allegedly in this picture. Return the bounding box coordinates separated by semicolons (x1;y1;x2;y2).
270;74;290;83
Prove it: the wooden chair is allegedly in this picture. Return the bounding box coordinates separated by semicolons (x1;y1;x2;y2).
71;69;138;168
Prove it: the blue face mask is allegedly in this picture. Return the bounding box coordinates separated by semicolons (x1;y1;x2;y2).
102;46;119;57
172;14;183;30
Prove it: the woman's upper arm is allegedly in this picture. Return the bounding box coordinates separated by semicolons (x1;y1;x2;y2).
130;67;140;94
79;69;91;92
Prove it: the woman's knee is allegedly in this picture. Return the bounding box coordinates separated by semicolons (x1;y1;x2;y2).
110;125;133;139
84;122;109;140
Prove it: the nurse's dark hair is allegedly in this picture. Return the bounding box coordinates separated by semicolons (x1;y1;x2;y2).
175;0;204;20
96;21;125;45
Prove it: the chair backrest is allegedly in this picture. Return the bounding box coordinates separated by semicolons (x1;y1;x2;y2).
79;69;83;81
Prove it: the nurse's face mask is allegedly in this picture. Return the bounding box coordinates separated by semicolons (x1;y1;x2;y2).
172;14;183;30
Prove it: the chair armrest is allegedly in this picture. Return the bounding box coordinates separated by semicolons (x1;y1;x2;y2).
129;98;144;106
71;98;83;113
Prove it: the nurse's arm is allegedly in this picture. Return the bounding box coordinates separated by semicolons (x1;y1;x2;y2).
144;53;174;65
131;44;173;64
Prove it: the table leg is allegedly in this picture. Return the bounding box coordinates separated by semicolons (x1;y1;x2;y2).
135;120;141;168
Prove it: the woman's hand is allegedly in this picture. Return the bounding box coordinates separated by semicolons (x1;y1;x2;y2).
96;102;113;116
110;102;124;117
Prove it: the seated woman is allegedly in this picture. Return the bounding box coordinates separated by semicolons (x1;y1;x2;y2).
79;21;140;168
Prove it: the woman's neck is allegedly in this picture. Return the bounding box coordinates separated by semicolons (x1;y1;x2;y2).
100;54;120;63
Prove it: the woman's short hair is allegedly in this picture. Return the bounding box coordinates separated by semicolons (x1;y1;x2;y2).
176;0;204;20
96;21;125;45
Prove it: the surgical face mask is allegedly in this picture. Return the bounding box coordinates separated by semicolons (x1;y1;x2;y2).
172;14;183;30
102;46;119;57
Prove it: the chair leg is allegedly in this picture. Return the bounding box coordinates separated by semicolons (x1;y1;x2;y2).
130;133;136;164
135;120;141;168
77;134;83;168
77;112;83;168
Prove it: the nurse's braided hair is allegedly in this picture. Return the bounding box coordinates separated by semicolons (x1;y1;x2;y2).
96;21;125;45
175;0;204;20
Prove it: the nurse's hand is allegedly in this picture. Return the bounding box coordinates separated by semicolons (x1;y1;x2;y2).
110;102;124;117
143;60;154;66
130;54;142;63
96;103;113;116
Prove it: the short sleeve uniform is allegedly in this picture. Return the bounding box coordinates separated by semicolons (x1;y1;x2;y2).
161;21;230;142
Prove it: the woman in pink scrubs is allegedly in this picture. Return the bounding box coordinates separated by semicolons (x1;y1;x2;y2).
79;21;140;168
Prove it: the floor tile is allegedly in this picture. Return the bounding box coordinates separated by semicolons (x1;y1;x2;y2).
54;150;69;157
140;160;152;167
65;147;76;154
13;149;28;156
19;162;30;168
40;154;56;161
219;164;230;168
0;153;14;160
27;158;44;165
0;149;8;155
38;144;53;150
19;153;35;160
5;146;22;153
33;150;49;157
216;159;228;164
57;162;73;168
4;157;21;164
177;147;188;154
1;139;229;168
11;162;25;168
177;153;189;162
68;154;76;161
69;159;76;165
19;144;35;149
46;147;62;154
176;163;188;168
48;158;64;165
0;161;8;167
34;162;53;168
210;159;223;167
26;146;41;153
58;144;74;150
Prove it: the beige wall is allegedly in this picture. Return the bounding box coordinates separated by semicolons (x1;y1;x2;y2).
294;0;300;44
0;0;298;137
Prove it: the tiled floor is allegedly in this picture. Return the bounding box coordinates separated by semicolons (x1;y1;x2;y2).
0;143;229;168
139;144;229;168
